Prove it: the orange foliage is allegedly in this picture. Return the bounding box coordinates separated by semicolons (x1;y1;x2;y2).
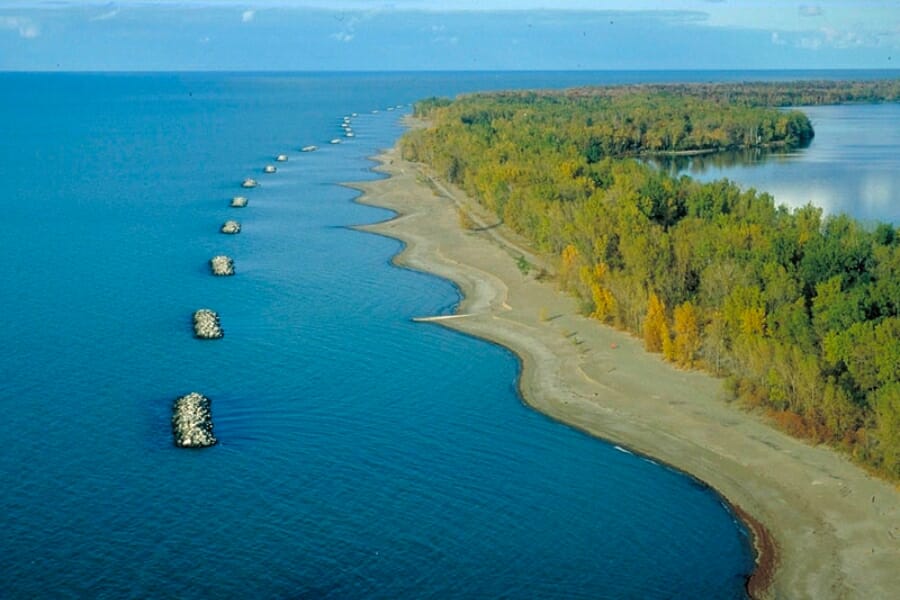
770;410;808;437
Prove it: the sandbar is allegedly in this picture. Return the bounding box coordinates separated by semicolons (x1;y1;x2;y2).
350;140;900;599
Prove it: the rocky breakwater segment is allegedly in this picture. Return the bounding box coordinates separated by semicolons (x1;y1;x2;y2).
172;392;217;448
210;255;234;276
230;196;248;208
193;308;224;339
221;220;241;234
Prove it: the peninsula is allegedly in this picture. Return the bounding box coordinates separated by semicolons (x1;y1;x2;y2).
352;139;899;599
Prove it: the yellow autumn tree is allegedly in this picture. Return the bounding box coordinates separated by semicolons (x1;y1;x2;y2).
643;292;669;353
592;284;617;323
583;263;616;322
672;301;702;367
740;306;767;337
559;244;580;291
662;329;676;362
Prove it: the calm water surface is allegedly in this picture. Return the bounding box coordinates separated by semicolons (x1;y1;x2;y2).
654;103;900;224
8;71;887;598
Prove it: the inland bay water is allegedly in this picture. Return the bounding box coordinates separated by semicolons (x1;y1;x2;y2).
1;71;896;598
651;103;900;225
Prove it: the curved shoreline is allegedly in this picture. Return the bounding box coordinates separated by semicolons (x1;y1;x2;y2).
350;142;900;599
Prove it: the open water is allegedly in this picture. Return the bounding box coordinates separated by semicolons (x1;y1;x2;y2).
4;70;892;599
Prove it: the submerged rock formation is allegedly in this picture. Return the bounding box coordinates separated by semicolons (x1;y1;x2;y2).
193;308;223;339
221;220;241;234
172;392;217;448
242;178;258;188
230;196;248;208
210;255;234;276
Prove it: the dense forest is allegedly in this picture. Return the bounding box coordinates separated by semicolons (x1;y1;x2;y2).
401;81;900;479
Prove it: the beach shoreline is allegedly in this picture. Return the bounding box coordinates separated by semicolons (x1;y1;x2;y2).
348;142;899;599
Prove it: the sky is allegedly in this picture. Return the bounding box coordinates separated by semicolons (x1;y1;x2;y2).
0;1;898;71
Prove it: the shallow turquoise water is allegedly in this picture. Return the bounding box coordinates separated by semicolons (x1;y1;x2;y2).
13;71;886;598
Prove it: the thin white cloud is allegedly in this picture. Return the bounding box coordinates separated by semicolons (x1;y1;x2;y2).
820;26;872;48
798;36;822;50
330;9;382;43
330;31;354;42
790;26;881;51
433;34;459;45
799;5;824;18
241;9;255;23
90;8;120;21
331;13;357;42
0;15;39;38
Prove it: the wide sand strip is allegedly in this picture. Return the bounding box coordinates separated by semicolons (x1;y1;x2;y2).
350;144;899;599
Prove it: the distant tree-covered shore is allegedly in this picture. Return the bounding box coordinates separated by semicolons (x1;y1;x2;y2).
402;81;900;479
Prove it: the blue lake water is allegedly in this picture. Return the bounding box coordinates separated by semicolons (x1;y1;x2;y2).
5;70;892;598
652;103;900;224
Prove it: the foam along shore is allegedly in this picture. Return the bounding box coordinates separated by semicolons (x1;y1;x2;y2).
231;196;248;208
172;392;217;448
242;178;258;188
193;308;223;339
210;255;234;276
351;144;900;600
221;220;241;234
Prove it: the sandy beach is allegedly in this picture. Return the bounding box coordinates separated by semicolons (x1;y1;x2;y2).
350;143;899;599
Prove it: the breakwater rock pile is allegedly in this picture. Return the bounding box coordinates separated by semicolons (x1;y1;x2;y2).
193;308;223;339
210;255;234;276
172;392;217;448
231;196;248;208
221;220;241;234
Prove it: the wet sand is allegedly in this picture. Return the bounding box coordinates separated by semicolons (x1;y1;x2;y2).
350;143;900;600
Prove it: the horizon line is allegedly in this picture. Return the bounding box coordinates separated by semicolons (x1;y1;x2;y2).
2;67;900;75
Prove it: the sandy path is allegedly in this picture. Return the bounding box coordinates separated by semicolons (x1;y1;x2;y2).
350;145;899;600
